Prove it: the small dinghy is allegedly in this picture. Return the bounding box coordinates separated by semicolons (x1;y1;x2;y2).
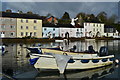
27;45;115;74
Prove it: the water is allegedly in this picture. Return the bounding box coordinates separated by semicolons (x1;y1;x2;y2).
1;40;120;80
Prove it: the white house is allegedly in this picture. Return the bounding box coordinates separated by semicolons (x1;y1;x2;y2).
84;22;104;37
104;25;119;38
58;24;84;38
42;24;59;38
59;28;84;38
42;24;84;38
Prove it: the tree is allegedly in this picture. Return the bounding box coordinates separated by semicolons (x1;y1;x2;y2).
46;13;53;18
85;14;95;22
97;11;107;23
58;12;71;24
27;11;33;14
76;12;86;20
107;14;117;24
75;12;86;26
61;12;71;20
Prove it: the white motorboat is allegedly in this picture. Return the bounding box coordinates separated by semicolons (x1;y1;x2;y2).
28;46;115;74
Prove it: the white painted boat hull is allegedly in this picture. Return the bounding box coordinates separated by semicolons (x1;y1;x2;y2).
30;54;114;73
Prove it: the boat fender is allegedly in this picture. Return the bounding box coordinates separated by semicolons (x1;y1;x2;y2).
68;59;75;63
81;59;89;63
63;52;68;55
115;59;119;65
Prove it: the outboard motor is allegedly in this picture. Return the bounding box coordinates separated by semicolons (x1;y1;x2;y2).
88;45;95;53
99;46;108;56
70;45;77;52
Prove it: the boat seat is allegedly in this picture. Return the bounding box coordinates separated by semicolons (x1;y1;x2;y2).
99;46;108;56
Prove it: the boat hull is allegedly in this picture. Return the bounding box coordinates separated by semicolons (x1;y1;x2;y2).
30;54;114;73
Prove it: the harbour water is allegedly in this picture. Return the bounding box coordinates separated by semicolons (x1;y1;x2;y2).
1;40;120;80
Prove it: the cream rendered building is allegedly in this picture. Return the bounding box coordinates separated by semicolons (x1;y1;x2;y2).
17;18;42;38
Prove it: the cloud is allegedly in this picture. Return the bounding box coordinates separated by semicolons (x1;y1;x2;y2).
2;2;118;18
2;0;120;2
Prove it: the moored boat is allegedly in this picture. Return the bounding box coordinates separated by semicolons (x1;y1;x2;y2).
27;45;115;74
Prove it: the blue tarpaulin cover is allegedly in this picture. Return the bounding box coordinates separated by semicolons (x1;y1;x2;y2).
29;58;39;65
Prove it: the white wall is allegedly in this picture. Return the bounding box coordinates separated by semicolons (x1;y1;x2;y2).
59;28;84;38
42;27;59;38
84;22;104;37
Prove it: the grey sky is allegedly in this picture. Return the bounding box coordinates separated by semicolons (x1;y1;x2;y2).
2;0;120;2
2;2;118;19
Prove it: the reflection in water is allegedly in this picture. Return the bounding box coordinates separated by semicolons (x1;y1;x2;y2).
35;65;115;80
1;40;120;79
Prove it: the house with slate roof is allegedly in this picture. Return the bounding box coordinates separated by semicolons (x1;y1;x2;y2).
0;10;43;38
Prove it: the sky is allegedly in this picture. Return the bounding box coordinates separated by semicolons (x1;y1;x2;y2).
1;2;119;19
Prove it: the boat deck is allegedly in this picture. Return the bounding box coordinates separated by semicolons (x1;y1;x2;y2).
42;48;97;55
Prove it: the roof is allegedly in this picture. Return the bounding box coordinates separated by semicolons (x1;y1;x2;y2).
74;24;84;28
104;25;115;28
43;23;76;28
85;21;102;23
1;11;44;20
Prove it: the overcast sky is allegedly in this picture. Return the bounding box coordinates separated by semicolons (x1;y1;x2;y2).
2;2;119;18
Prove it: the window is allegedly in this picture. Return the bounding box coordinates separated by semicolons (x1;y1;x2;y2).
93;28;95;32
97;29;98;31
53;33;55;37
1;32;5;34
34;32;36;36
97;24;98;27
77;29;79;31
76;32;79;36
10;32;14;36
80;28;82;31
93;24;95;26
53;28;55;31
30;32;32;36
1;25;5;28
21;32;23;36
85;23;87;26
113;33;114;36
26;26;28;29
34;26;37;30
26;20;28;23
26;32;28;36
21;26;23;29
10;18;13;22
21;19;23;23
34;20;37;23
85;29;87;32
44;28;47;31
10;26;13;28
100;24;101;27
